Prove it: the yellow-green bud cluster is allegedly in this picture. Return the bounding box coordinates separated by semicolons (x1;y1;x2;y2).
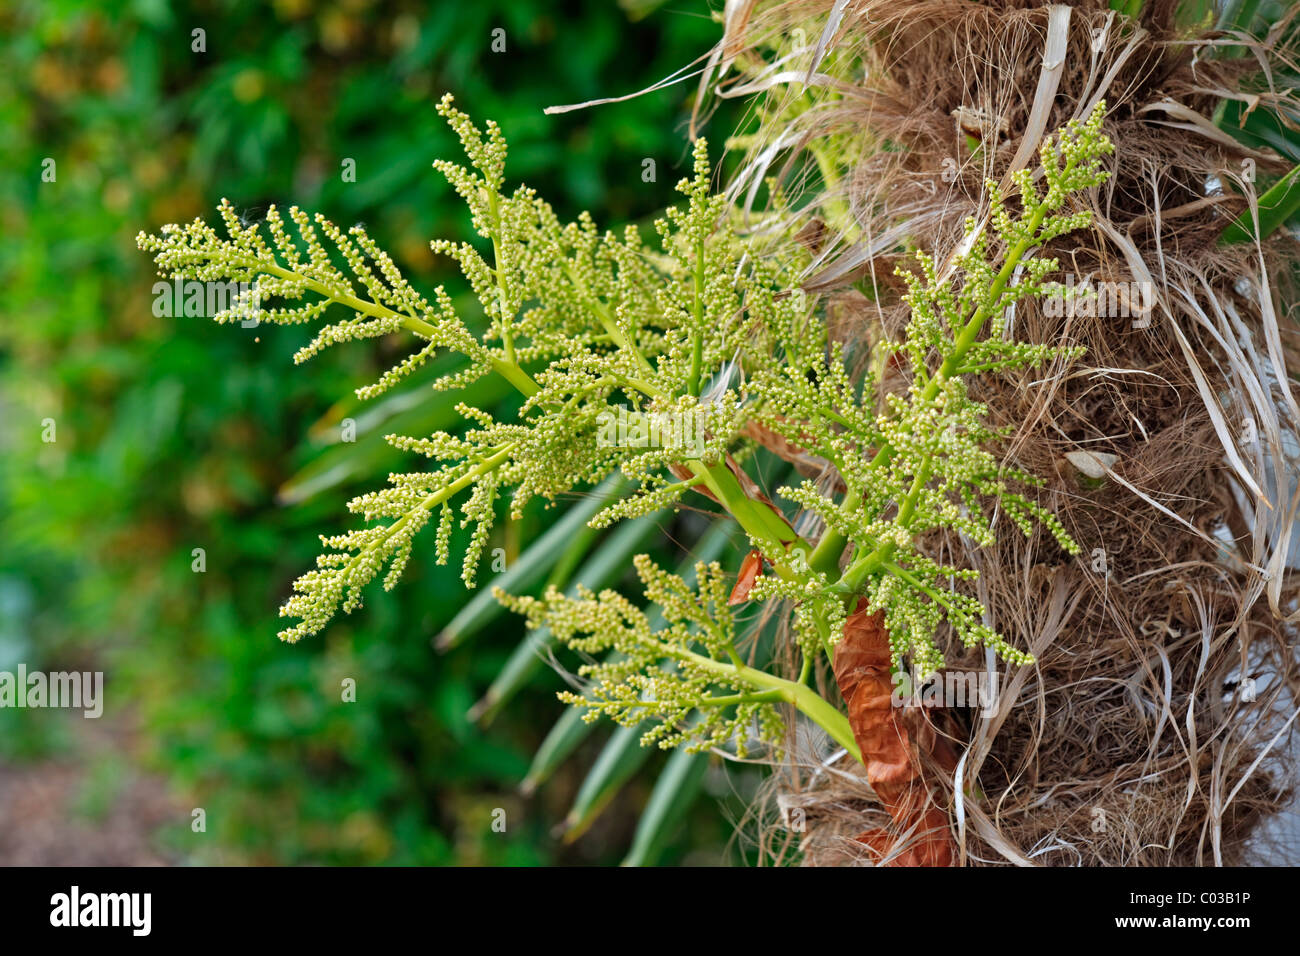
496;555;785;757
139;93;1114;751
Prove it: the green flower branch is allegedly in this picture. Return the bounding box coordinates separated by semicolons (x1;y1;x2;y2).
139;96;1112;760
497;554;860;760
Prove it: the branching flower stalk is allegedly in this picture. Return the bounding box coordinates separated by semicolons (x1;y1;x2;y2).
138;96;1112;764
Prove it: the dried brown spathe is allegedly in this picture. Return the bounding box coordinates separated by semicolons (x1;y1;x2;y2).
834;604;955;867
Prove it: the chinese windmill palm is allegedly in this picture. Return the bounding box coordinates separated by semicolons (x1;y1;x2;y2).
138;96;1113;762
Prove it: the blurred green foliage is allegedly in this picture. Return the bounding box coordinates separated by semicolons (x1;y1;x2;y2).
0;0;750;864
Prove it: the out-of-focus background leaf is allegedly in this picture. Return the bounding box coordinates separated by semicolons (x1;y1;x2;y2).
0;0;760;865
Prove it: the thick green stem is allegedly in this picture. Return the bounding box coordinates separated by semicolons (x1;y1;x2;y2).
673;646;861;762
485;188;517;365
489;355;541;397
687;237;706;396
685;460;814;581
807;484;859;577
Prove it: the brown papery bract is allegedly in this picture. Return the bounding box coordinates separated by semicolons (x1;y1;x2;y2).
834;604;955;867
